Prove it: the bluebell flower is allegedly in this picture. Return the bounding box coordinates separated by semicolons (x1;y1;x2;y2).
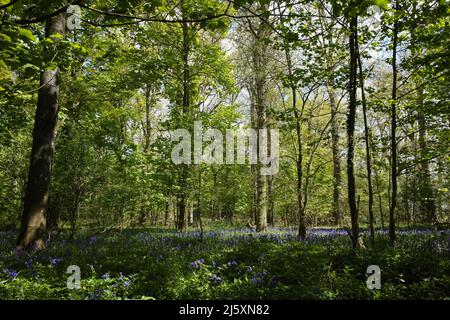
251;275;260;285
251;271;268;285
246;266;253;273
25;259;32;268
210;274;222;285
227;260;238;267
190;259;205;270
50;258;63;266
3;268;18;278
89;236;97;245
89;288;103;300
102;273;110;279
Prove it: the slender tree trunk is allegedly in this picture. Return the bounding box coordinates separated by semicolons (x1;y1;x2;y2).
410;0;436;225
356;39;375;247
177;189;187;231
197;169;204;242
17;13;66;249
320;4;341;226
374;168;385;229
282;39;305;238
329;86;341;226
347;15;359;249
389;0;399;245
251;18;270;233
211;170;218;221
418;114;436;223
144;83;152;152
177;19;190;232
268;175;275;226
164;200;169;227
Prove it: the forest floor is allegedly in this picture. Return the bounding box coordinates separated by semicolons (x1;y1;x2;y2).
0;227;449;299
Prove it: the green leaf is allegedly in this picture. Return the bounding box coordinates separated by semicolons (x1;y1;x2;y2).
0;33;12;42
50;33;64;40
23;63;39;70
19;28;37;42
375;0;389;10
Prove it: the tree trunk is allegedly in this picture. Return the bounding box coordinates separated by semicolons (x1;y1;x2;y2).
418;114;436;223
329;86;341;226
356;38;375;247
282;37;305;238
177;19;190;232
250;15;270;233
144;83;152;152
268;175;275;226
374;169;385;229
17;13;66;250
389;0;399;245
347;15;359;249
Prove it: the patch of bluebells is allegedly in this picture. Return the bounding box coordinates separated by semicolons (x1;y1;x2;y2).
88;288;104;300
0;226;448;299
50;257;63;266
227;260;238;268
25;258;32;269
3;267;18;278
89;236;97;245
210;274;222;285
190;259;205;270
251;271;268;285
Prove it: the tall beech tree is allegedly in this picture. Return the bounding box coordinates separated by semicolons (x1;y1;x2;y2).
17;13;66;249
346;11;359;249
389;0;399;245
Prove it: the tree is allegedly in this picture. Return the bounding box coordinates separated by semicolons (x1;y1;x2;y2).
389;0;399;245
17;13;66;249
346;9;360;249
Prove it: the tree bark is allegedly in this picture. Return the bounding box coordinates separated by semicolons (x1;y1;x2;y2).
249;14;270;233
17;13;66;249
177;19;190;232
347;15;359;249
329;86;341;226
268;175;275;226
356;38;375;247
144;83;152;152
418;114;436;223
389;0;399;245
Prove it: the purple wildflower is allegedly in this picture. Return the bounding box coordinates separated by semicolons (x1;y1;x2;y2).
227;260;238;267
190;259;205;270
25;259;32;268
50;258;63;266
3;268;18;278
210;274;222;285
